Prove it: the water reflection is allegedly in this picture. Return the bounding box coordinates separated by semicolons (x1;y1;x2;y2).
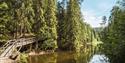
89;54;109;63
28;51;108;63
28;53;57;63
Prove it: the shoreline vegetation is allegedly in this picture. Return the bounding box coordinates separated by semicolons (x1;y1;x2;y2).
0;0;98;62
2;0;125;63
0;51;55;63
28;50;54;56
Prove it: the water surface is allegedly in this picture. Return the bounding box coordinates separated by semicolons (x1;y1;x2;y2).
28;51;108;63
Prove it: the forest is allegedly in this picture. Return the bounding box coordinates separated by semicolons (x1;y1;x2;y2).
0;0;125;63
0;0;97;51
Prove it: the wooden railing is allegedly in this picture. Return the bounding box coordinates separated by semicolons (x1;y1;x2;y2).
0;40;12;55
0;37;36;57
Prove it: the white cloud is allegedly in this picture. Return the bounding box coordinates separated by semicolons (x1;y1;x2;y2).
81;0;116;28
82;10;102;28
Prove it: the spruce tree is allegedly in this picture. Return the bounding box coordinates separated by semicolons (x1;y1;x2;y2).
61;0;83;51
0;2;9;40
102;0;125;62
57;0;68;50
57;0;95;51
32;0;49;50
36;0;58;50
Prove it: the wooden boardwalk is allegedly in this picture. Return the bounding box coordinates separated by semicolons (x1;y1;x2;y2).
0;37;36;58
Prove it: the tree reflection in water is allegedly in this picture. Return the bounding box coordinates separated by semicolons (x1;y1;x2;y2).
28;51;92;63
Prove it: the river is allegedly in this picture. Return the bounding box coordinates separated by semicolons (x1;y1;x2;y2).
28;51;109;63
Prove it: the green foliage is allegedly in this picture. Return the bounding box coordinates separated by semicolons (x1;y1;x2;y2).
19;53;28;63
57;0;96;52
0;2;10;40
6;0;34;38
41;39;57;50
102;0;125;63
43;0;58;50
33;0;57;50
0;0;97;52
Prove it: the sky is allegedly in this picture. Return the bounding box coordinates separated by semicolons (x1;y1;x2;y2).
81;0;117;27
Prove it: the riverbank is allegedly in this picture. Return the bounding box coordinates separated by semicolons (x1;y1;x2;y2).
1;52;107;63
28;50;54;56
0;50;56;63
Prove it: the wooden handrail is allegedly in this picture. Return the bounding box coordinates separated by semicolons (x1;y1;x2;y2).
3;42;16;57
0;37;36;57
0;41;11;55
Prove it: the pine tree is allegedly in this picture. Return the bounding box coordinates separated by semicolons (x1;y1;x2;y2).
57;0;68;50
60;0;84;51
35;0;58;50
102;0;125;63
32;0;49;50
0;1;10;40
57;0;95;52
6;0;34;38
0;0;97;52
23;0;35;35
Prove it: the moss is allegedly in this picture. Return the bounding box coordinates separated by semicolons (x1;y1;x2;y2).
0;2;8;10
18;53;28;63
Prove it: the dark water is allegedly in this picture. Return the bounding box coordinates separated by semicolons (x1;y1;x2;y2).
28;51;108;63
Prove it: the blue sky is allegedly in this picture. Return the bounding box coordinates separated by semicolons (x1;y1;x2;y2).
81;0;117;27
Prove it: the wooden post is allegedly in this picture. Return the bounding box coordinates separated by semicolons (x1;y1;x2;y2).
29;56;32;63
30;44;32;52
35;41;38;52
